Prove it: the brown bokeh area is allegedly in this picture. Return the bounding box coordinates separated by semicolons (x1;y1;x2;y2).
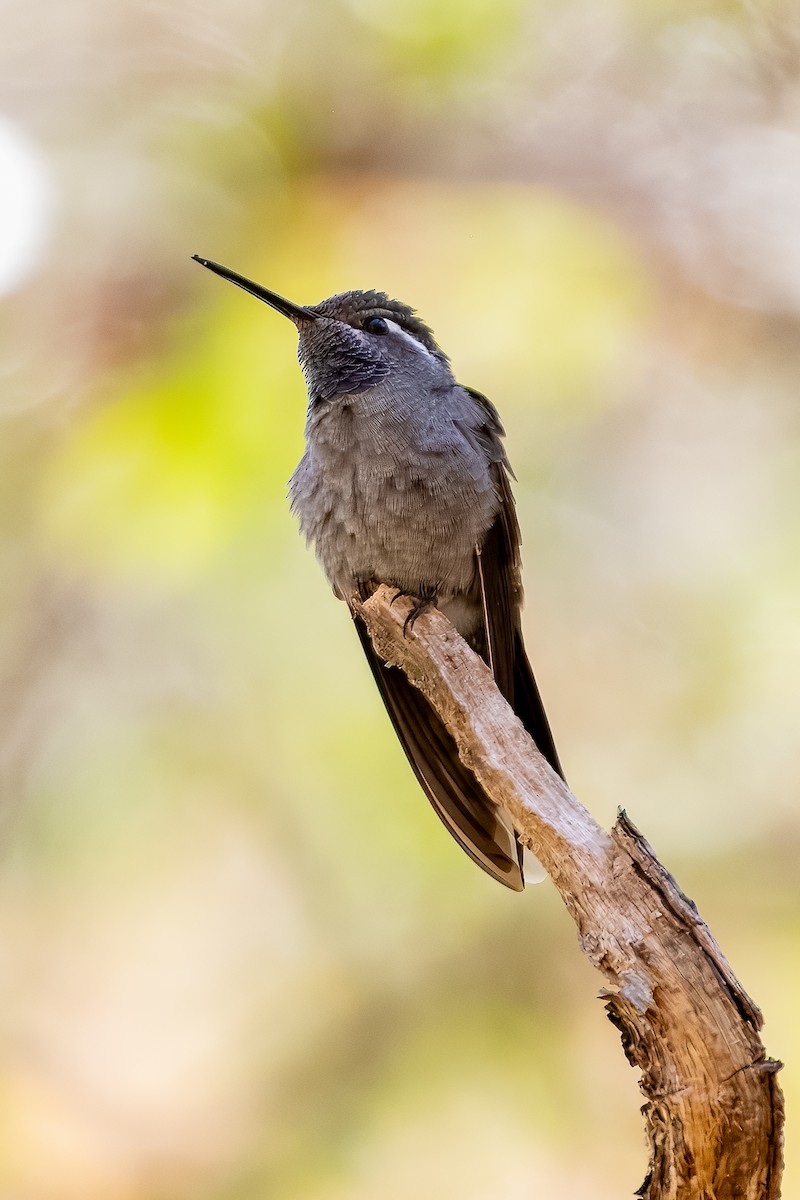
1;2;799;1197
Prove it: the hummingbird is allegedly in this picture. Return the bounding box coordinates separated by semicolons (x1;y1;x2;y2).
193;255;564;890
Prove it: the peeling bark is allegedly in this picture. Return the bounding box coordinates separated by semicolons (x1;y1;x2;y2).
356;585;784;1200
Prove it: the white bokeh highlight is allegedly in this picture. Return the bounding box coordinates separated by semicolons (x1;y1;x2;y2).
0;114;54;296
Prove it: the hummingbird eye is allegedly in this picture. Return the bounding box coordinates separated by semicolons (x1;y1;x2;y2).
364;316;389;336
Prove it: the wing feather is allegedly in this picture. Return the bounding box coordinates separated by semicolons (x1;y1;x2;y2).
479;462;564;780
350;384;562;891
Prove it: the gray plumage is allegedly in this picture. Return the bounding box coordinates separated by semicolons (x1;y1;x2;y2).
193;258;564;890
291;301;500;634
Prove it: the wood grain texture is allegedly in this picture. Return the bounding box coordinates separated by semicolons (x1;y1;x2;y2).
356;585;784;1200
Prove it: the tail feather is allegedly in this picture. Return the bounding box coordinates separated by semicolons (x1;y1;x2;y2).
353;615;524;891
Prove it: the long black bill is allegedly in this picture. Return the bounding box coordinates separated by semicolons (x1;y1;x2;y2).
192;256;316;324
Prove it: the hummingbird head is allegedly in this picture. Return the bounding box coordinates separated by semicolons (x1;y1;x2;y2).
192;257;451;403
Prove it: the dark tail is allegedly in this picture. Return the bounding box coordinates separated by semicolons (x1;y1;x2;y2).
353;615;525;891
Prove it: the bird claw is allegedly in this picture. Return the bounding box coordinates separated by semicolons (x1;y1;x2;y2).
403;600;433;637
390;588;437;638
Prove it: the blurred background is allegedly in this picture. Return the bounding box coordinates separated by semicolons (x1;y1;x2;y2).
1;0;798;1196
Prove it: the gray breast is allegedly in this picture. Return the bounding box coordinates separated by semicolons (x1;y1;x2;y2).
289;379;500;606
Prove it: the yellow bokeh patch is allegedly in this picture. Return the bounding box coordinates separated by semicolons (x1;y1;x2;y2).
40;297;305;583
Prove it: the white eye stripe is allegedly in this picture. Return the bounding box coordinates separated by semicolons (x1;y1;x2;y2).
385;319;433;358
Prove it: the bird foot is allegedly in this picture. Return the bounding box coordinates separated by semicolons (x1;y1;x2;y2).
390;587;438;637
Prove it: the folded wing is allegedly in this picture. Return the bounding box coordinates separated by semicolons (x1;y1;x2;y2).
352;385;563;890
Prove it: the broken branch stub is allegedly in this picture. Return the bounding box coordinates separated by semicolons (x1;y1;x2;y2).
356;585;784;1200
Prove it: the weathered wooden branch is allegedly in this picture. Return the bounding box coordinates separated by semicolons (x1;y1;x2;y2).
356;584;784;1200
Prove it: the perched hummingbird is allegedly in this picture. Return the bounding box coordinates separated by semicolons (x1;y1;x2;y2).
193;256;563;890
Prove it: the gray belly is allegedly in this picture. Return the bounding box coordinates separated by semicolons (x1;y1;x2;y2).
290;443;497;622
